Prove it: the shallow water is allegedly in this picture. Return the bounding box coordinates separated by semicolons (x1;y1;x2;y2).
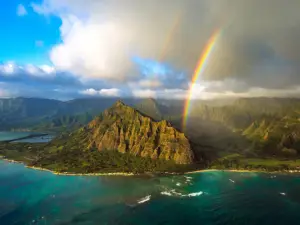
1;161;300;225
0;131;54;143
13;134;55;143
0;132;33;141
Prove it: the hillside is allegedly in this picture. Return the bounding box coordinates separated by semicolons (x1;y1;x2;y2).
0;97;138;131
135;98;162;121
4;100;196;173
183;98;300;159
84;100;194;164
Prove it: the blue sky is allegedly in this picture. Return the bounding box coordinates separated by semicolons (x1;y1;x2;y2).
0;0;61;65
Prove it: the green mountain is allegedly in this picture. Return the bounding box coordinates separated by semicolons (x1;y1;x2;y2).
0;98;62;129
54;101;193;163
183;98;300;159
0;97;138;131
34;112;96;132
135;98;163;121
2;98;300;173
7;101;195;173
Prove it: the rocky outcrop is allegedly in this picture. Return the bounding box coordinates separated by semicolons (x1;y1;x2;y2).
81;100;194;164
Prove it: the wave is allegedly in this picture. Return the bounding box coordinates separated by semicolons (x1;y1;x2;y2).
137;195;151;204
186;191;203;197
161;191;172;196
160;190;203;198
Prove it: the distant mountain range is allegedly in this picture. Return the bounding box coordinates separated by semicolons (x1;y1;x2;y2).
1;97;300;173
0;97;138;131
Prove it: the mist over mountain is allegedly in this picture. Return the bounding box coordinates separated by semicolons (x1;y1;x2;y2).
0;97;138;130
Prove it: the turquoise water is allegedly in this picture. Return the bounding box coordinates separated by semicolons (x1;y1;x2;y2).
1;161;300;225
0;132;33;141
13;135;55;143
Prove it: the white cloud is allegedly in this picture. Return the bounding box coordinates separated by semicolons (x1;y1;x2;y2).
158;88;187;99
31;0;207;82
0;62;18;75
132;89;156;98
81;88;98;95
49;16;137;81
129;79;162;89
25;65;40;75
131;85;300;100
138;79;162;88
27;0;300;99
17;4;28;16
99;88;120;97
40;65;56;74
131;88;187;99
33;0;300;83
81;88;121;97
25;64;56;76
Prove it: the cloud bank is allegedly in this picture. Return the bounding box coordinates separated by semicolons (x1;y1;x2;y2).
6;0;300;99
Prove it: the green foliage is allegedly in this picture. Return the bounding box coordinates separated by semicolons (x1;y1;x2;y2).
183;98;300;159
0;97;137;131
211;154;300;171
31;148;197;174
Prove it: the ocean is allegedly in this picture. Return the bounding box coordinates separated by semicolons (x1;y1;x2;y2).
0;161;300;225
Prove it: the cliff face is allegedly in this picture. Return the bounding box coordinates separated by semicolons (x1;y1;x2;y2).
81;100;194;164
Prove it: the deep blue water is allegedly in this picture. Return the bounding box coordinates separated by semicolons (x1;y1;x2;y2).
0;161;300;225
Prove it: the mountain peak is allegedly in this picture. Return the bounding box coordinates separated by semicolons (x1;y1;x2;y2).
114;100;126;107
84;102;194;164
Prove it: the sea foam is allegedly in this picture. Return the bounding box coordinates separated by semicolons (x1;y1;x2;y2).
161;190;203;198
137;195;151;204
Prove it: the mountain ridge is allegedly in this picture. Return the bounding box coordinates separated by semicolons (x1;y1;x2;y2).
78;100;194;164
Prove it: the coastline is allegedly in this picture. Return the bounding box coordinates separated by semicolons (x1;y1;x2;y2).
187;168;300;174
186;169;262;174
1;158;300;176
0;158;135;176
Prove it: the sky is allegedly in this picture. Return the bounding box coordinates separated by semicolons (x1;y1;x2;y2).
1;0;300;100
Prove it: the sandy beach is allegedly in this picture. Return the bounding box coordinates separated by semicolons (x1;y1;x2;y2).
187;168;300;174
1;157;300;176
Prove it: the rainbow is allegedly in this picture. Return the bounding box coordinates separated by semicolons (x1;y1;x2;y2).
159;13;182;61
182;29;221;129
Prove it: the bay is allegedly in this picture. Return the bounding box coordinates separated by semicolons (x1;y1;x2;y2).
0;131;54;143
0;161;300;225
0;132;34;142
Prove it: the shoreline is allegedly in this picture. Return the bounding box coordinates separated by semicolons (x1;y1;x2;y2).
187;168;300;174
3;133;49;143
1;158;300;176
0;158;135;176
